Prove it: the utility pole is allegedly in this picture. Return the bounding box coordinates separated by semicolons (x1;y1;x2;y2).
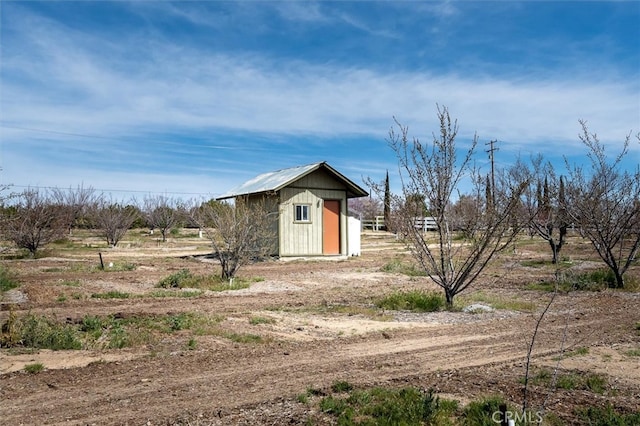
486;139;498;203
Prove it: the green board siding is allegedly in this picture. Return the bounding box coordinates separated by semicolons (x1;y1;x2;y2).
279;187;347;256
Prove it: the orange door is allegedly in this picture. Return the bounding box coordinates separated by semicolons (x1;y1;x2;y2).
323;200;341;255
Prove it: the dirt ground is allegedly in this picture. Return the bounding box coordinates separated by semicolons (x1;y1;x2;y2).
1;231;639;425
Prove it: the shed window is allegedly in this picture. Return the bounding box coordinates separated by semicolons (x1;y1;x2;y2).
295;204;310;222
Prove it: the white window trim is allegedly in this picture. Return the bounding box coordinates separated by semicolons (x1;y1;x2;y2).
294;204;311;223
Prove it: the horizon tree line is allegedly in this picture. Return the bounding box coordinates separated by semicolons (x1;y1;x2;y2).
0;112;638;289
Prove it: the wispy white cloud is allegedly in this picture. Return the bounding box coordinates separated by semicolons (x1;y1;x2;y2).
5;33;636;147
274;1;327;23
1;2;638;198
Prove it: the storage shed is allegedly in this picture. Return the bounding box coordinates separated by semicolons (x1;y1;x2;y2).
217;162;368;258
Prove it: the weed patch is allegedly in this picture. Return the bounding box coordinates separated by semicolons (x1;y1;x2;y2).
314;384;454;425
622;347;640;357
528;268;632;292
331;380;354;393
333;387;434;424
24;363;45;374
225;332;264;343
1;312;224;350
0;266;19;292
462;395;509;426
459;292;536;312
524;367;608;395
91;291;131;299
147;290;203;298
380;258;427;277
158;269;194;288
376;290;444;312
249;316;276;325
157;269;252;291
3;314;82;350
576;404;640;425
563;346;589;358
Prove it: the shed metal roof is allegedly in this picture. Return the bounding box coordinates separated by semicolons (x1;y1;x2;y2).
216;162;368;200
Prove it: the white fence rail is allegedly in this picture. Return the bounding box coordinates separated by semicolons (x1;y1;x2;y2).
360;216;437;232
413;216;437;232
361;216;386;231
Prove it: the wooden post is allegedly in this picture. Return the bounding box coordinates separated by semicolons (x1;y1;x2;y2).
499;404;508;426
98;252;104;270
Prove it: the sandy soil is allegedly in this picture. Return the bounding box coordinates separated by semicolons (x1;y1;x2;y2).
1;232;639;425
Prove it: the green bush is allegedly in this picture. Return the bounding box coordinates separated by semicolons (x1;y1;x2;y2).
80;315;107;339
158;269;194;288
577;404;640;426
157;270;251;291
376;290;444;312
16;314;82;350
166;313;192;331
583;269;618;288
3;312;217;351
462;396;507;426
0;266;19;292
318;386;444;425
585;373;607;394
24;363;45;374
529;268;628;293
331;380;354;393
557;373;579;390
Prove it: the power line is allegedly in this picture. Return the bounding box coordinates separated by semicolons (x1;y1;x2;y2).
0;123;258;151
1;125;122;142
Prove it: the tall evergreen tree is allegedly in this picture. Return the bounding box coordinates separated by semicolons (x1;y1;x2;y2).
383;170;391;231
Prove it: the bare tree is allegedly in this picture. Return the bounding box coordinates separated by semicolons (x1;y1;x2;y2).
192;197;277;280
449;194;483;239
1;188;66;257
51;184;97;235
520;160;570;264
348;197;382;221
565;122;640;288
91;198;139;247
143;195;184;242
387;106;530;307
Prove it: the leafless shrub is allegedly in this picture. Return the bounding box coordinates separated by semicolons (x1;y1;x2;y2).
564;122;640;288
191;197;277;280
91;197;139;247
519;159;569;264
348;197;382;221
143;195;185;242
1;188;66;257
50;184;97;234
385;105;530;307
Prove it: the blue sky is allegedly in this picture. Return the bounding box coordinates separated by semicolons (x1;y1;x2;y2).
1;0;638;201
